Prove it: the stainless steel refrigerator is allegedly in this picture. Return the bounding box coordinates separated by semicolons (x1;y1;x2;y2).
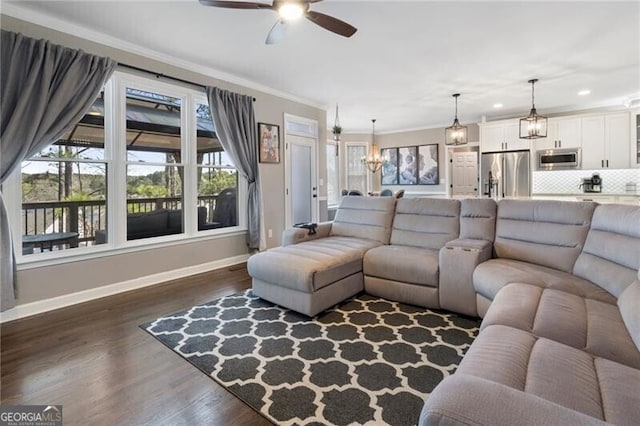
481;150;531;198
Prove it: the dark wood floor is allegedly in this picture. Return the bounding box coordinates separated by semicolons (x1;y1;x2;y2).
1;263;271;425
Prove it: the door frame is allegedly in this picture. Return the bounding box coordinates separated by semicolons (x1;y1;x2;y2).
283;113;319;229
446;145;479;197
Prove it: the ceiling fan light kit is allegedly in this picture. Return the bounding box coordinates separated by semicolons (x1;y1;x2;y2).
200;0;357;44
278;2;305;21
445;93;468;146
519;78;548;139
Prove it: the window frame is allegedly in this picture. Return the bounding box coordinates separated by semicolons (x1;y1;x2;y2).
342;141;370;195
326;140;341;208
9;70;248;268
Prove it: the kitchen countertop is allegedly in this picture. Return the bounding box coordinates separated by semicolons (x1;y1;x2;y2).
532;193;640;197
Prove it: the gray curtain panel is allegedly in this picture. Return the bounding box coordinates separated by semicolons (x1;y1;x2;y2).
206;87;262;250
0;30;116;311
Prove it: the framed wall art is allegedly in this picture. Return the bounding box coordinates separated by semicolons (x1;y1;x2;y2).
258;122;280;163
380;148;398;185
380;144;440;186
418;144;439;185
398;146;418;184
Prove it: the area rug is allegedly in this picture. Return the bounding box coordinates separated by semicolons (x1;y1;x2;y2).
141;290;480;426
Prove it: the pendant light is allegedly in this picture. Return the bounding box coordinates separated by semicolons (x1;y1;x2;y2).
332;104;342;142
445;94;468;145
362;119;383;173
519;79;547;139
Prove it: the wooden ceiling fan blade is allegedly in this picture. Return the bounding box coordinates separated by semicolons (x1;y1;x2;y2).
199;0;274;10
306;10;357;38
265;20;287;44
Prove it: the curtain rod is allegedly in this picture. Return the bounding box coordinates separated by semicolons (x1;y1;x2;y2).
118;63;256;102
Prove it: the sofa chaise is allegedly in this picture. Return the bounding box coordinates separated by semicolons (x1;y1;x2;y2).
247;196;640;425
248;196;396;316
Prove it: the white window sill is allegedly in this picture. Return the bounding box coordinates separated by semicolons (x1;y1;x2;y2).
16;227;248;270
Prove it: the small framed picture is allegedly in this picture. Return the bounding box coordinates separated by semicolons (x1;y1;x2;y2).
258;123;280;163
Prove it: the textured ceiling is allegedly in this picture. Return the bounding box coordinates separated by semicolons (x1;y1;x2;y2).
4;0;640;133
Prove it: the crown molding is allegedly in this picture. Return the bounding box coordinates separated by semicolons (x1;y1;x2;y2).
0;3;325;110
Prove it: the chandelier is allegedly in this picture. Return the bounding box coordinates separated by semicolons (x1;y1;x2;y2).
445;93;468;145
519;79;547;139
362;119;383;173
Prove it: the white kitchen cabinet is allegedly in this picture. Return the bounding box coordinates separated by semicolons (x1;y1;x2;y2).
480;125;505;152
582;115;606;169
480;120;530;152
535;117;582;151
606;113;630;169
582;113;630;169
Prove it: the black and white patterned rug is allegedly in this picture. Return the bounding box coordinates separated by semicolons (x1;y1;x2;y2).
141;290;480;425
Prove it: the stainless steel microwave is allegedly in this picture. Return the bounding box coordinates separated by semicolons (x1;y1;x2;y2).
537;148;581;170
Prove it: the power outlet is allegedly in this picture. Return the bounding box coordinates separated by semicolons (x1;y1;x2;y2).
268;229;273;238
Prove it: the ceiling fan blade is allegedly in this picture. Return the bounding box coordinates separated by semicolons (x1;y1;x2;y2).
199;0;273;10
306;10;357;38
265;20;287;44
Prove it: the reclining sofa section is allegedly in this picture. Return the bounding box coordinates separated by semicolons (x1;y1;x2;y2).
248;196;395;317
421;202;640;425
363;198;461;309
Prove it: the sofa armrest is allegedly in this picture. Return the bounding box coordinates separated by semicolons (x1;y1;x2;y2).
420;375;605;426
282;221;333;246
438;239;493;317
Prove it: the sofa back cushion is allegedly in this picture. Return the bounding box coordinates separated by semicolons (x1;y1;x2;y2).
331;196;396;244
460;198;497;241
574;204;640;298
390;198;460;250
618;272;640;351
494;200;596;273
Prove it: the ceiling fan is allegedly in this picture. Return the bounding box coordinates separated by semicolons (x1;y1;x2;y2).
199;0;358;44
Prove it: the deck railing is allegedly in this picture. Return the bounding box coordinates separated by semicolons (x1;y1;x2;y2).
22;195;221;246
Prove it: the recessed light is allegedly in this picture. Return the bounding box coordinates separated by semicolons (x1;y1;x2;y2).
493;103;503;108
578;90;591;96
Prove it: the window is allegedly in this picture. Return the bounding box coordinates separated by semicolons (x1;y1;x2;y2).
344;142;368;195
124;87;184;242
196;104;238;231
21;93;108;255
326;141;340;206
14;71;243;259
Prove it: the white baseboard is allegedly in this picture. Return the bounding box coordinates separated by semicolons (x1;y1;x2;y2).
0;254;250;324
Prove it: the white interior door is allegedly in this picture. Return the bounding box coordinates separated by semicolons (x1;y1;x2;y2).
284;115;318;228
452;151;478;196
290;137;315;224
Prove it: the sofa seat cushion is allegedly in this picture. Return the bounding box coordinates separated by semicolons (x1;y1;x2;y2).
363;245;439;287
482;283;640;368
247;236;381;293
474;258;615;304
456;325;640;425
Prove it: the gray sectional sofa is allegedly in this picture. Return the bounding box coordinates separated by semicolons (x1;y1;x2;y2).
247;196;640;425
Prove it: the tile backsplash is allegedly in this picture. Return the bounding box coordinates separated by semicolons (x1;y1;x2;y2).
533;169;640;194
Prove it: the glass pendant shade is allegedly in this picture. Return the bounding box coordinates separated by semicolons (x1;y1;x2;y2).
445;94;468;145
363;119;383;173
332;103;342;142
519;79;548;139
